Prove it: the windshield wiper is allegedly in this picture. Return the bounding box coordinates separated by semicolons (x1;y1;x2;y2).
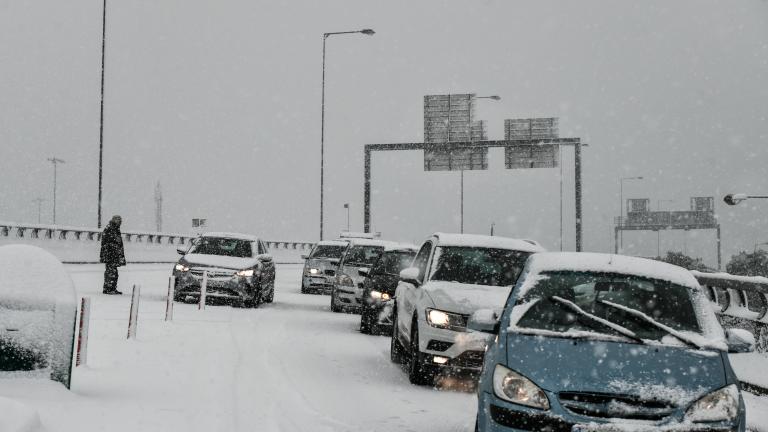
598;300;701;350
549;296;644;344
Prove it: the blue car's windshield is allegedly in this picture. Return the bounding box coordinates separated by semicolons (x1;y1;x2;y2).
514;271;702;341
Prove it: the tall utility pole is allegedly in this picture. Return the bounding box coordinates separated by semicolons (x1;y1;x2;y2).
97;0;108;228
319;28;375;241
47;157;65;225
32;198;45;224
154;181;163;232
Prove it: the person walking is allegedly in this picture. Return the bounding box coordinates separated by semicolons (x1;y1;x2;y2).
100;215;126;294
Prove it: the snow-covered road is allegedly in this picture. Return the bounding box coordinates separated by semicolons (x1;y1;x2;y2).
0;264;476;432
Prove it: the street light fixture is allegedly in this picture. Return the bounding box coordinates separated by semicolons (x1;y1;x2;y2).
461;94;501;233
724;193;768;206
319;28;375;241
618;176;643;253
47;157;65;225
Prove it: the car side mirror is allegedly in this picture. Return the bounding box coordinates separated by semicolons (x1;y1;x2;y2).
358;268;370;278
176;247;186;255
301;254;309;260
725;328;755;353
256;253;273;263
468;309;500;334
399;267;421;287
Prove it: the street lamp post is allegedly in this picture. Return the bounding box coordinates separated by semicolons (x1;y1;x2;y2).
320;28;375;241
461;94;500;234
343;203;350;232
47;157;65;225
97;0;107;228
618;176;643;253
32;198;45;224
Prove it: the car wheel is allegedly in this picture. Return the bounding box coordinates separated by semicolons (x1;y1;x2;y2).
360;310;372;334
408;321;437;386
264;282;274;303
300;279;308;294
330;290;342;313
390;307;406;364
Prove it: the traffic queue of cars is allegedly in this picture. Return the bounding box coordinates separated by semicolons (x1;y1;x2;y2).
300;232;756;432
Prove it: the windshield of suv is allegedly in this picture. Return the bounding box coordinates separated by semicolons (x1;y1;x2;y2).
344;246;385;267
188;237;253;258
513;271;702;341
373;251;416;275
310;245;346;259
430;247;531;287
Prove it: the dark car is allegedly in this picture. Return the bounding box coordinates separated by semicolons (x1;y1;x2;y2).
300;240;349;294
173;232;276;307
359;245;417;334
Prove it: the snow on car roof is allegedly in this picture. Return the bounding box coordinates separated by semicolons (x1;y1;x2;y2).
0;244;76;310
346;238;398;247
526;252;699;288
201;232;259;242
434;233;546;253
316;240;350;247
384;243;418;252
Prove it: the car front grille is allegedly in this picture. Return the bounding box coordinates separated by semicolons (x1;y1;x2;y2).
324;269;336;276
558;391;676;421
190;269;235;278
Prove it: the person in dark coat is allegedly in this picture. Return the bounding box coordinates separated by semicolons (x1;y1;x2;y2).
100;215;126;294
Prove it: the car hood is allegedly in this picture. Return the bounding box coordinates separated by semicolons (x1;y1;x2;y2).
181;254;258;270
422;281;511;315
504;333;726;406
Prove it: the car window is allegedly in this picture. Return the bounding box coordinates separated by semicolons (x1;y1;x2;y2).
343;245;384;267
412;242;433;281
310;245;346;259
188;237;253;258
514;271;702;340
430;247;530;287
372;251;416;275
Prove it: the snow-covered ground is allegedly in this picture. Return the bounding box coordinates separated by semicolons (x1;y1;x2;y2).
0;264;475;432
1;263;767;431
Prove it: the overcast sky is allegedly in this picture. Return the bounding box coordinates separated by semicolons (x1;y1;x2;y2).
1;0;767;268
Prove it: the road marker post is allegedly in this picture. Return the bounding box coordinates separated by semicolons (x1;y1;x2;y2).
127;284;141;339
165;276;175;321
76;297;91;366
199;271;208;310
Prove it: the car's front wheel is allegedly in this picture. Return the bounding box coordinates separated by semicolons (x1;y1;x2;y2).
263;281;274;303
360;310;374;334
390;306;406;364
408;322;437;386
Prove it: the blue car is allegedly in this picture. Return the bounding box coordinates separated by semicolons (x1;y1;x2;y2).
474;252;755;432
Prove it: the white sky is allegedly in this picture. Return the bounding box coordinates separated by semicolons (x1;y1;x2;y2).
1;0;767;267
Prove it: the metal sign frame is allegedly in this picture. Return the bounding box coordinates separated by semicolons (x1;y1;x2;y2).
363;138;585;251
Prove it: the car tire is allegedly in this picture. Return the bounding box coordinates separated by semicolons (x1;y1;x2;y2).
300;280;308;294
264;282;275;303
390;307;406;364
330;290;342;313
360;310;373;334
408;322;437;386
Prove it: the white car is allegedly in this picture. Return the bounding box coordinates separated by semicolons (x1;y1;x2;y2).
390;233;545;385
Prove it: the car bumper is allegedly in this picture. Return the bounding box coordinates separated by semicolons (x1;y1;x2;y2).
476;391;742;432
302;275;334;292
361;300;393;327
174;271;255;300
334;286;363;311
415;321;493;375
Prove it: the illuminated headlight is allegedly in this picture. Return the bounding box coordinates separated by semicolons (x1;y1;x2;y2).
236;269;254;277
493;364;549;410
337;274;354;287
369;290;391;301
685;384;739;423
174;264;190;272
308;268;320;275
426;308;466;330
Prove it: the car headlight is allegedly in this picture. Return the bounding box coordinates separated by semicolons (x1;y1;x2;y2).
337;274;354;287
236;269;254;277
426;308;466;330
175;264;189;272
308;268;320;275
370;290;391;301
685;384;739;423
493;364;550;410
